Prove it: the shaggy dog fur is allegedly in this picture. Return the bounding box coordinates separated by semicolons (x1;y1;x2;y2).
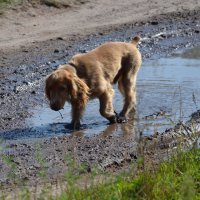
45;36;142;129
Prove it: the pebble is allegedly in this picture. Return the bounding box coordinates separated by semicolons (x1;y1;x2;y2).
57;37;64;40
79;49;87;53
151;21;158;25
31;91;36;94
22;49;29;53
54;49;59;53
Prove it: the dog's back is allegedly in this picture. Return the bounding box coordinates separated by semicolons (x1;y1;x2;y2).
68;36;141;97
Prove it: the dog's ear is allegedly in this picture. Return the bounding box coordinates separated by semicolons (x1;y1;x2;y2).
66;75;78;99
66;74;90;109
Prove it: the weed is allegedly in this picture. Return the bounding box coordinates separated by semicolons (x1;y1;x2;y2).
0;0;22;14
35;143;48;178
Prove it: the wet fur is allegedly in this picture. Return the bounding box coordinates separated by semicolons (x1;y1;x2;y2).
45;36;142;129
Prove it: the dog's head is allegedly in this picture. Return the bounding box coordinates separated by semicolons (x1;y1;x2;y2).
45;69;90;111
45;69;71;111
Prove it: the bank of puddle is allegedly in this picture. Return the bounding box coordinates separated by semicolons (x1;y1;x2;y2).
3;47;200;140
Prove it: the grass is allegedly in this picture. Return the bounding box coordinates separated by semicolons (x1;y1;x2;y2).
0;0;21;13
1;148;199;199
0;0;84;11
0;0;16;7
55;148;200;200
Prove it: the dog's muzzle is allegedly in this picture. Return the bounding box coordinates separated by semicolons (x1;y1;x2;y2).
50;103;62;111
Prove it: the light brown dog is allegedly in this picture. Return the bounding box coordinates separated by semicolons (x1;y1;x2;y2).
45;36;142;129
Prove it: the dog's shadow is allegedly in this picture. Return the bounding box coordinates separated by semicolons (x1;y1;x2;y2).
0;122;97;140
0;119;137;140
0;122;72;140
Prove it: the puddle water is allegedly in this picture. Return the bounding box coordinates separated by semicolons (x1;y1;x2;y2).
23;46;200;139
137;48;200;135
1;47;197;140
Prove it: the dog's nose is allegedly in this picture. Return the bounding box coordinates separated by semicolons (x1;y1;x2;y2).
50;104;61;111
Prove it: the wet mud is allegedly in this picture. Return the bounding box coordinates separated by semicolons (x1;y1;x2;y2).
0;10;200;187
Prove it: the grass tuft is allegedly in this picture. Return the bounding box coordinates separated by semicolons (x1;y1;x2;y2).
0;0;85;10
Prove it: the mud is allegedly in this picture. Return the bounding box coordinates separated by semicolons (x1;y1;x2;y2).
0;10;200;188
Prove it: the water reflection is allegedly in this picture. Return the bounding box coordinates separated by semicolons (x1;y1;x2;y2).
181;46;200;59
137;47;200;135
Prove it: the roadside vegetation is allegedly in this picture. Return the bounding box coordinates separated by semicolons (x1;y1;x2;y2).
0;0;85;12
0;148;199;199
42;148;200;199
0;0;21;10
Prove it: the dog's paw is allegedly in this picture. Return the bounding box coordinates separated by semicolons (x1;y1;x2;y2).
70;120;81;130
117;115;128;123
114;111;128;123
107;115;117;124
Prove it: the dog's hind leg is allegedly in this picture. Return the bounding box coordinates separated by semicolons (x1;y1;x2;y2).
117;52;141;122
118;74;137;122
99;85;117;123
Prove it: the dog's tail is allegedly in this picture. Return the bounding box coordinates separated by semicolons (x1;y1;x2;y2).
131;36;141;45
113;36;141;84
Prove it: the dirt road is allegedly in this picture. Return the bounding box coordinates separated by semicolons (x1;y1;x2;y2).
0;0;200;67
1;0;199;47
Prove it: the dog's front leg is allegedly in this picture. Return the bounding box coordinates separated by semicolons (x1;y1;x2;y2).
70;103;84;130
70;119;81;130
99;88;117;123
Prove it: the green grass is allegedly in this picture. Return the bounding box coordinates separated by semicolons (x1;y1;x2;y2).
0;0;21;12
0;0;13;8
0;0;79;10
2;148;199;199
56;149;200;200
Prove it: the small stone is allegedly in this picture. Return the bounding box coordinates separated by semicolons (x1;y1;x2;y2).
54;49;59;53
98;32;104;35
31;91;36;94
57;37;64;40
22;49;29;53
160;34;166;38
23;81;29;85
130;153;137;159
151;21;158;25
79;49;87;53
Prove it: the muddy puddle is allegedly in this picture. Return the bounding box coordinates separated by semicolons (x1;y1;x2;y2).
23;46;200;139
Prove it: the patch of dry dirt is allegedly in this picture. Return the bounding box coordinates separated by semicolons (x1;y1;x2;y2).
0;0;200;67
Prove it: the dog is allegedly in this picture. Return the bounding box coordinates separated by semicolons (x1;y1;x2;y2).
45;36;142;129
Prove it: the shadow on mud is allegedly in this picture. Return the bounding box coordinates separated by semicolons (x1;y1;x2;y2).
0;123;71;140
0;119;138;140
